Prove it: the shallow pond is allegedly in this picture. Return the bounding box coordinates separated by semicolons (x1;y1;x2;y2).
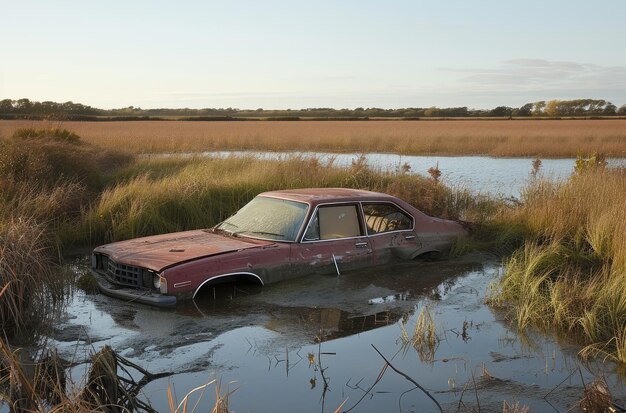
16;255;624;412
151;151;626;198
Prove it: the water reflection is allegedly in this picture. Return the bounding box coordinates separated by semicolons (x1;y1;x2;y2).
41;257;626;413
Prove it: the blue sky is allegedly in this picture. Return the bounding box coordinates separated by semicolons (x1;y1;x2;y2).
1;0;625;109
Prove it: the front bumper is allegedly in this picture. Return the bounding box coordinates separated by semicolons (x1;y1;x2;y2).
91;269;177;308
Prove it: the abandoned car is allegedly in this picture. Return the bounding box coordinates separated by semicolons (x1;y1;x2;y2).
91;188;467;307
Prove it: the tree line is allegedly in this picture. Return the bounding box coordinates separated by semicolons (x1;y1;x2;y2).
1;98;625;119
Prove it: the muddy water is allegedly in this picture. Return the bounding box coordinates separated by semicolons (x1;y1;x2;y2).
32;255;625;412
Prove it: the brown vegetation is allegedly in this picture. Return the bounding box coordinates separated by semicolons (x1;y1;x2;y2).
1;119;625;157
0;217;62;337
0;129;132;339
487;167;626;363
0;126;133;190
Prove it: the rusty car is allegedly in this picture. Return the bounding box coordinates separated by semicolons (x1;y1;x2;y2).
90;188;467;307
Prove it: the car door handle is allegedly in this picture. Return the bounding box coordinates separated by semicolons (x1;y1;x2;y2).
355;242;368;248
403;235;415;240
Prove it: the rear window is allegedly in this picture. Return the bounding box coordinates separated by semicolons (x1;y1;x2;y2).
362;203;412;234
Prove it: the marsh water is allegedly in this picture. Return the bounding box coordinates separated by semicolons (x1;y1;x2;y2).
34;255;625;412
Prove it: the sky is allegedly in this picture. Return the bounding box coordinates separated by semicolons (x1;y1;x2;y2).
1;0;625;110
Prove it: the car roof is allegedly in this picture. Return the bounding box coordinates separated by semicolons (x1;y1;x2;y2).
259;188;397;204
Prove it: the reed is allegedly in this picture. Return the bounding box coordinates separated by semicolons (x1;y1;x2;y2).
411;306;440;362
0;217;64;338
502;400;530;413
0;178;86;226
400;306;441;363
0;129;132;338
1;119;625;157
488;168;626;362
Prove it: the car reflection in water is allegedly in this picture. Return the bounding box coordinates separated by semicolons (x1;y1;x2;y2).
166;259;482;346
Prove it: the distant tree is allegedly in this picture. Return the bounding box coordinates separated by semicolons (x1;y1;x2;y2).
541;99;620;116
544;100;560;117
423;107;438;117
588;99;606;114
532;101;546;116
1;97;621;119
15;98;32;112
603;103;617;115
512;103;533;117
0;99;13;113
490;106;513;117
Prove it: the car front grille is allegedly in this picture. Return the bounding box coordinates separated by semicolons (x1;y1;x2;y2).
94;253;151;288
107;259;141;287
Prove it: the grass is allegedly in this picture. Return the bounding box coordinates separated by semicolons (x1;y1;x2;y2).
0;125;133;191
11;126;81;143
70;154;485;246
168;380;236;413
1;119;625;157
487;167;626;362
0;217;64;338
0;129;132;339
410;306;440;363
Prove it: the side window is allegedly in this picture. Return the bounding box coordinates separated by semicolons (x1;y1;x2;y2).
362;203;412;234
304;205;362;240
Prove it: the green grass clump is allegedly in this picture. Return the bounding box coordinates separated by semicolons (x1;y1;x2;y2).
76;273;100;295
12;127;81;144
488;168;626;362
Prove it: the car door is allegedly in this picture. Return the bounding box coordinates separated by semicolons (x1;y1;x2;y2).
290;203;372;276
361;202;422;264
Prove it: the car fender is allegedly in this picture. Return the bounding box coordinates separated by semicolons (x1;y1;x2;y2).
192;272;264;299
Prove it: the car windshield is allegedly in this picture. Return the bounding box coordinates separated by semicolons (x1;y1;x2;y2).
216;196;308;242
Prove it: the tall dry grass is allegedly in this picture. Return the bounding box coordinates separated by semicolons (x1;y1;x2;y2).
0;129;132;339
0;126;133;190
0;217;64;338
1;119;625;157
74;155;485;245
488;168;626;362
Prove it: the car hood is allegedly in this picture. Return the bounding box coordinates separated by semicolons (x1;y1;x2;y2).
94;229;274;272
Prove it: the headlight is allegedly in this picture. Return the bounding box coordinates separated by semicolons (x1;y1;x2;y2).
153;274;162;289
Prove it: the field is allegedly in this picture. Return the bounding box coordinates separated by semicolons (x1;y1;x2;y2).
1;119;625;157
1;126;625;410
